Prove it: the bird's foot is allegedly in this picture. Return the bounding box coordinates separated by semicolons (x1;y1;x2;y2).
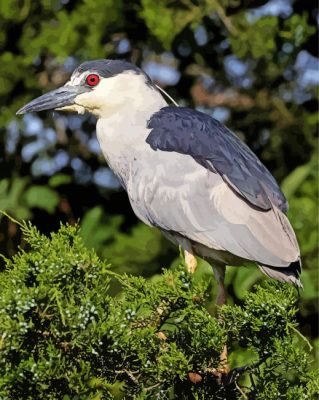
214;364;231;376
204;344;230;384
216;344;230;375
209;364;231;385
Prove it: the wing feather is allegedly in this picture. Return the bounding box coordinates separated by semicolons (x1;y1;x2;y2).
146;107;288;212
127;151;299;269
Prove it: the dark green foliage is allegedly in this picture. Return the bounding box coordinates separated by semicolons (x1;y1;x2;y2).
0;1;318;397
0;222;317;399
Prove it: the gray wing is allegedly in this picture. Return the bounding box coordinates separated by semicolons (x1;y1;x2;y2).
127;149;299;269
135;106;300;276
146;107;288;213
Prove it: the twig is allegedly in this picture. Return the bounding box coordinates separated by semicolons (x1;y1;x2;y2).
0;210;23;227
53;290;66;326
144;382;163;392
224;357;266;385
235;381;248;399
208;0;237;35
288;323;313;351
103;269;134;289
232;358;265;375
115;369;140;385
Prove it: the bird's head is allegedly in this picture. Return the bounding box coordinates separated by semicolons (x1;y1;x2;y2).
17;60;156;118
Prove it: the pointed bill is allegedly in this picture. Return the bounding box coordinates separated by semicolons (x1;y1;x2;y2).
16;85;89;115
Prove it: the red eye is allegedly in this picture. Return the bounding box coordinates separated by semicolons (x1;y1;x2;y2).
86;74;100;86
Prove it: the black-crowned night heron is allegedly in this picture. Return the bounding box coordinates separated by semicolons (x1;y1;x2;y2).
17;59;302;305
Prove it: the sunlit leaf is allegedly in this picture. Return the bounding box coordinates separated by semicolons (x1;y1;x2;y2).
48;174;72;187
24;185;59;213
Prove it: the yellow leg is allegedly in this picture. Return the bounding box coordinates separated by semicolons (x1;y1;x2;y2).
180;238;197;274
184;249;197;274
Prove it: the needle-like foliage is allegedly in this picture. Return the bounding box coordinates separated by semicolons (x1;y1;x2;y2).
0;222;317;399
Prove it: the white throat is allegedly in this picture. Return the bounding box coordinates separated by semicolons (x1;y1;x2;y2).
95;74;168;188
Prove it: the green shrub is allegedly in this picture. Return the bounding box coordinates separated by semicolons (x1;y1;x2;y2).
0;222;317;399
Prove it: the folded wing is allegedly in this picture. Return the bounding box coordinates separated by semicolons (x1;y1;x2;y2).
142;106;300;284
147;107;288;213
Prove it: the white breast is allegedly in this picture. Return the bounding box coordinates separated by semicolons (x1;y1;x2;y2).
95;77;167;189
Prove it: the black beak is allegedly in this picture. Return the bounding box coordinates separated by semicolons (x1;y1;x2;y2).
16;85;89;115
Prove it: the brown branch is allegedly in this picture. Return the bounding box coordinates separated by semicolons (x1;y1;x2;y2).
208;0;238;35
191;82;255;109
115;369;141;385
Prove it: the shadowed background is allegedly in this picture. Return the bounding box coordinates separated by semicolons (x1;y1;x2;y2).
0;0;318;362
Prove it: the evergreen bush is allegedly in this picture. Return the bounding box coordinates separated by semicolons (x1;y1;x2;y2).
0;222;317;399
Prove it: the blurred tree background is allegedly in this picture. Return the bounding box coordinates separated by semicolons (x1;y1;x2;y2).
0;0;318;378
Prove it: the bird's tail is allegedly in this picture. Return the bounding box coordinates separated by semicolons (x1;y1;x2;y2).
258;259;302;288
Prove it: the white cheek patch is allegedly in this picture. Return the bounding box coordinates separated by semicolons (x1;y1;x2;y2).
73;80;112;115
74;92;98;112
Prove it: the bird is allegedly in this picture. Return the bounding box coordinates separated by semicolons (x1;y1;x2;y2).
17;59;302;306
